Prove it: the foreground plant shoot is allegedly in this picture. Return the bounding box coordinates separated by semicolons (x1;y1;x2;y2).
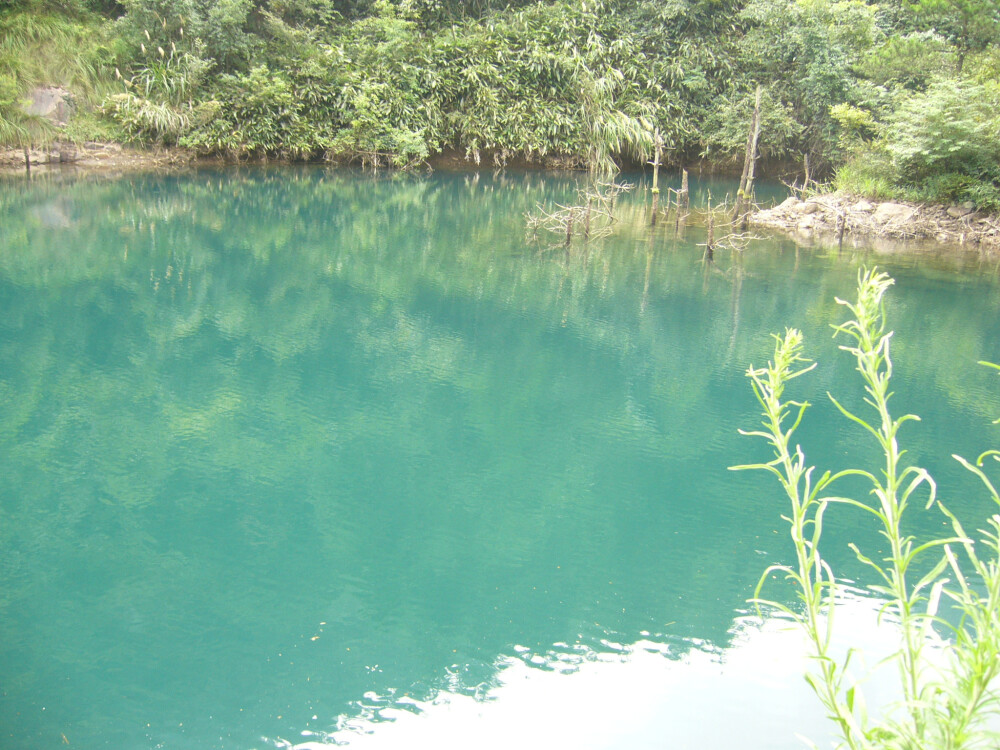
733;268;1000;750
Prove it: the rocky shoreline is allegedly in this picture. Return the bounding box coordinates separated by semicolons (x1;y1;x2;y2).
0;141;198;173
0;142;572;174
751;194;1000;251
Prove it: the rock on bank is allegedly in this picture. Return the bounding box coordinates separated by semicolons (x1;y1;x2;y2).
752;194;1000;250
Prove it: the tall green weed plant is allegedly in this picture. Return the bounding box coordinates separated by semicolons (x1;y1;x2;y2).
734;269;1000;750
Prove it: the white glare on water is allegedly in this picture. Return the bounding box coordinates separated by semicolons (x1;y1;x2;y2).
279;592;909;750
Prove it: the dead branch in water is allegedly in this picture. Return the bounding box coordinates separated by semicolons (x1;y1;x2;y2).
698;192;762;257
526;181;635;248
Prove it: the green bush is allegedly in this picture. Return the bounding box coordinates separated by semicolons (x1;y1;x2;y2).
887;79;1000;183
101;44;212;144
858;32;953;90
180;65;322;156
177;0;659;168
916;172;1000;214
114;0;259;73
102;92;191;142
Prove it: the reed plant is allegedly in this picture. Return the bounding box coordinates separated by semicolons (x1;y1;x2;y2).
733;268;1000;750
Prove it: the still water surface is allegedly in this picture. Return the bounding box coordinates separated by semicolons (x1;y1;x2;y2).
2;169;1000;750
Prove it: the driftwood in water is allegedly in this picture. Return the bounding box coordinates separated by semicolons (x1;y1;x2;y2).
525;181;635;247
706;194;716;261
673;168;690;233
700;190;759;258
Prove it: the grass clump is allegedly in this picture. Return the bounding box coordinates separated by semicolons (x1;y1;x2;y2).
734;268;1000;750
833;157;897;202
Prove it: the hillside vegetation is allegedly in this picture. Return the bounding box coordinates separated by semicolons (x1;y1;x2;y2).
1;0;998;207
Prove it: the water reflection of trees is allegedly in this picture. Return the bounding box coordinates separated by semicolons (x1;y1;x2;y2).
1;170;999;750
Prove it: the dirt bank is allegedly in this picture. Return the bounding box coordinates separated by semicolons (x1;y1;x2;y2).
0;141;200;174
1;140;794;177
752;194;1000;251
0;142;574;174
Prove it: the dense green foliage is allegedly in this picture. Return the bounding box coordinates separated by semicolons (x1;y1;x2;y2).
1;0;998;197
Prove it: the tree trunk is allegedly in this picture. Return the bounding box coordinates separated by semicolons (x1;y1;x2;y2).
733;85;762;227
740;94;762;231
650;130;662;226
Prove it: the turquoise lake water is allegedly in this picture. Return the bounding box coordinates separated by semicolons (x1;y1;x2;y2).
2;169;1000;750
